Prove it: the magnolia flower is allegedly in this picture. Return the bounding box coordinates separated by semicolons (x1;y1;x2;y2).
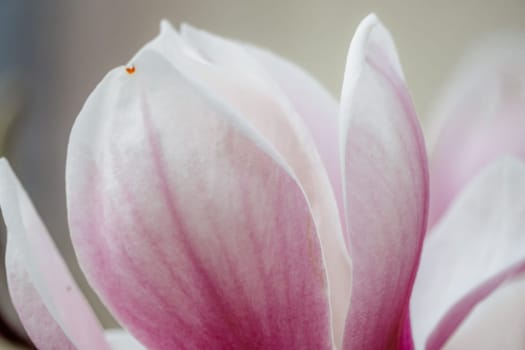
411;38;525;349
0;13;430;349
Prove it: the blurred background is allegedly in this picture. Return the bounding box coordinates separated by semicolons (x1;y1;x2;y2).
0;0;524;347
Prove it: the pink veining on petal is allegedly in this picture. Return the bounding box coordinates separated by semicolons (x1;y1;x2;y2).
67;50;333;349
340;15;428;350
148;26;351;345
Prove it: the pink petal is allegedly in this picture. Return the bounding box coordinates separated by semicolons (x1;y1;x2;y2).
441;267;525;349
0;232;28;344
427;258;525;350
428;36;525;227
411;157;525;349
339;14;429;350
149;23;351;346
66;48;334;349
239;37;343;225
0;159;109;350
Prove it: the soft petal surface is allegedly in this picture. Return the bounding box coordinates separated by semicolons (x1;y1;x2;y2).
411;157;525;349
0;159;109;350
0;225;28;345
105;329;146;350
67;49;333;349
428;35;525;227
427;258;525;349
242;42;342;221
181;24;341;205
340;14;428;349
442;268;525;349
149;23;351;346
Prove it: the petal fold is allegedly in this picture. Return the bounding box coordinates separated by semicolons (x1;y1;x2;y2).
0;159;109;350
150;23;351;346
340;14;429;350
67;49;333;349
442;268;525;349
411;157;525;349
427;258;525;349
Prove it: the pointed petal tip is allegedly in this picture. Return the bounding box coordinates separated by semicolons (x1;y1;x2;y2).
159;19;175;34
339;12;427;350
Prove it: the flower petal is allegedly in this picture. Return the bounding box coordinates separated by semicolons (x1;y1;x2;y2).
181;25;343;223
428;35;525;227
67;49;333;349
339;14;429;349
149;23;351;346
411;157;525;349
441;268;525;349
0;159;109;350
0;229;28;345
105;329;146;350
427;258;525;349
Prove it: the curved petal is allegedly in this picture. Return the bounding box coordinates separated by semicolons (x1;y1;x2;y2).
442;269;525;349
148;22;351;346
183;26;343;224
0;159;109;350
427;258;525;349
105;329;146;350
428;35;525;227
0;228;28;345
66;49;333;349
411;157;525;349
339;14;429;350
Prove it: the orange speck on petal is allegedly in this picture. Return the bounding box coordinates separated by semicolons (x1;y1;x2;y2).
125;64;136;75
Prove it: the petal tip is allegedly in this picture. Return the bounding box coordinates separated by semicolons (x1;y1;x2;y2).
159;19;175;34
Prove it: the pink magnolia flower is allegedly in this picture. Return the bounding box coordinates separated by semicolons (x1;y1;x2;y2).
0;13;468;349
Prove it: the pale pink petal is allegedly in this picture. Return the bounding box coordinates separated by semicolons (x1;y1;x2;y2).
186;27;343;224
0;231;28;344
149;23;351;346
242;44;341;205
105;329;146;350
428;35;525;227
0;159;109;350
427;258;525;349
67;48;333;349
442;268;525;349
411;157;525;349
340;14;429;349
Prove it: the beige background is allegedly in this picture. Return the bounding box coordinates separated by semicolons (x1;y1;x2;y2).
4;0;525;328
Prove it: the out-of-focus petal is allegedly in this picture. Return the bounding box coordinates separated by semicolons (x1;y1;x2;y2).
67;49;333;349
105;329;146;350
149;23;351;346
427;258;525;349
0;159;109;350
411;157;525;349
340;14;428;349
442;269;525;349
428;36;525;227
